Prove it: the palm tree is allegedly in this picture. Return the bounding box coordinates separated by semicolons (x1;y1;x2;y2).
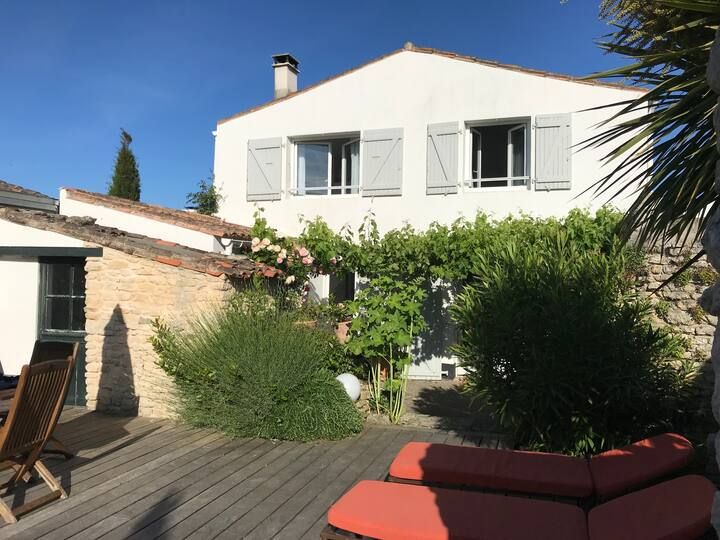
586;0;720;246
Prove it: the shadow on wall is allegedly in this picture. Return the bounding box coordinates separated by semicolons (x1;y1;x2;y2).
98;304;138;416
413;281;458;368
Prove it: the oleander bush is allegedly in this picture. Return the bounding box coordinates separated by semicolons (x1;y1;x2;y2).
150;293;363;441
452;231;691;455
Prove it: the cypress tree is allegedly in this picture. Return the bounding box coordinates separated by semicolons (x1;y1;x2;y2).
108;129;141;201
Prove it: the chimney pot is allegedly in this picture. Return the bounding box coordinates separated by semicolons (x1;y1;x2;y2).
272;53;300;99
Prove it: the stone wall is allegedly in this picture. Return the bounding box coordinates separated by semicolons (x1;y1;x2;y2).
83;245;239;418
640;242;717;391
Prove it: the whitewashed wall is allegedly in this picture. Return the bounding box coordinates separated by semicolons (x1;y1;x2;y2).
214;50;645;236
214;50;646;379
0;220;84;374
60;191;223;252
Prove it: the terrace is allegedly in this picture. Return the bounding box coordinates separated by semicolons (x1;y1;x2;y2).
0;408;501;540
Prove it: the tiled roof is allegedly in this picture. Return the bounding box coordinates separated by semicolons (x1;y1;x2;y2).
218;43;647;125
63;188;251;240
0;180;53;199
0;207;278;279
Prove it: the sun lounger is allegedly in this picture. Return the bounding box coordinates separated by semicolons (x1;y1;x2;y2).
322;474;715;540
388;432;693;500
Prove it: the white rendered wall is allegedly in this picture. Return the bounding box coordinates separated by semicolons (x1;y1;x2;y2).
214;50;647;379
0;220;85;374
214;50;645;237
60;191;223;252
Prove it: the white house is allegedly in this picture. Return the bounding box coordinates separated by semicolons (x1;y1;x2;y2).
213;43;645;235
211;43;646;379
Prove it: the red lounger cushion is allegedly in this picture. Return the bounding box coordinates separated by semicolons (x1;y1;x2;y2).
328;480;587;540
588;475;715;540
589;433;694;498
389;442;593;498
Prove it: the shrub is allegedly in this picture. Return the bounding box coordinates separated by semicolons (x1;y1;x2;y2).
654;300;671;321
150;300;363;441
452;231;688;455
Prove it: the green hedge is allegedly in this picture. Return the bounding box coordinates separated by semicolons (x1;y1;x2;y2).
452;229;690;455
151;299;363;441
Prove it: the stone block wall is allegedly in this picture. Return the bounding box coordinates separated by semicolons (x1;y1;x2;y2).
638;241;717;393
83;245;238;418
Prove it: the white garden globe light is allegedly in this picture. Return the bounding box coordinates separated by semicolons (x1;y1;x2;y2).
336;373;361;402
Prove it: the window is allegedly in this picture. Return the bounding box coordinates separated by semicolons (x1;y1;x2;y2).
329;272;355;303
468;121;529;188
40;259;86;332
295;134;360;196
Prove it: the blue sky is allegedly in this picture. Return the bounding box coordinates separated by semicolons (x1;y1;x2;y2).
0;0;625;208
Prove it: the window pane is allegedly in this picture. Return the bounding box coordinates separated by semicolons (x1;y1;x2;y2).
72;263;86;297
479;125;508;179
48;264;72;295
47;298;71;330
298;143;329;195
72;298;86;331
511;127;525;177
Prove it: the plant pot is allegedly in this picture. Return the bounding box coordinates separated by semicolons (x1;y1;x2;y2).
335;320;351;344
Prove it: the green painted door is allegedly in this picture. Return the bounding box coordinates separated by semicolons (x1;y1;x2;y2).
38;258;87;406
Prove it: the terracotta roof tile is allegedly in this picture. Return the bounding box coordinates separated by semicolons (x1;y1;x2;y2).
0;207;278;279
0;180;53;199
218;44;647;125
63;188;251;240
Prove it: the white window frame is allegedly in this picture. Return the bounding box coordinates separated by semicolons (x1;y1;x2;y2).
290;133;362;198
464;118;531;191
340;138;360;195
297;142;332;196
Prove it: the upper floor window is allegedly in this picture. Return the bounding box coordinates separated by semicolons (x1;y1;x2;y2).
468;120;529;188
295;134;360;196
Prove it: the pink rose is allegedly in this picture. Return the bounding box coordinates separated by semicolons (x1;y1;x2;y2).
276;257;284;264
330;257;337;264
298;247;309;257
302;256;314;265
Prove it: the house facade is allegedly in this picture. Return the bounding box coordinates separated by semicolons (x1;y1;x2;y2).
212;43;647;379
213;44;646;236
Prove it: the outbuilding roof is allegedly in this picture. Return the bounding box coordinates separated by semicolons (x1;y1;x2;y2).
0;207;277;279
218;43;647;125
0;180;57;212
63;188;251;240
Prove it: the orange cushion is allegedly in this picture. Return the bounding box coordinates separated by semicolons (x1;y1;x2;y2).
328;480;587;540
589;433;694;498
588;475;715;540
389;442;594;498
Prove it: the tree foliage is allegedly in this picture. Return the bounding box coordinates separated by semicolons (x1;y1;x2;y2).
186;174;222;215
108;129;141;201
586;0;720;245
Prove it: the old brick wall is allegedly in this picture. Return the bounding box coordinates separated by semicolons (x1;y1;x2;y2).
83;246;237;418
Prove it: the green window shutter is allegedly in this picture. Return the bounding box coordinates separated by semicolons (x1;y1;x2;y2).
361;128;403;197
247;137;283;201
535;114;572;191
426;122;459;195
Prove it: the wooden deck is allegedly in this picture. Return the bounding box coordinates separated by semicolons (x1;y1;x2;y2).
0;407;504;539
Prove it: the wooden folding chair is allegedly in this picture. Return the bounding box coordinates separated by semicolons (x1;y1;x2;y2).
0;342;79;459
0;357;75;524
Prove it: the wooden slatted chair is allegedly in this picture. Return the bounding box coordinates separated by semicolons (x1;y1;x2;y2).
0;356;75;524
0;342;78;459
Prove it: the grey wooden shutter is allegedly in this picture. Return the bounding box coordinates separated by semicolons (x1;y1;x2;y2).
535;114;572;191
426;122;459;195
247;138;282;201
361;128;403;197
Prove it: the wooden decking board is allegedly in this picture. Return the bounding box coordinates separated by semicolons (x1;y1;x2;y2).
200;442;334;539
95;438;266;540
298;428;420;540
0;426;231;538
160;442;313;539
45;435;238;540
273;428;408;540
5;429;220;540
244;430;384;540
0;409;508;539
133;440;301;539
